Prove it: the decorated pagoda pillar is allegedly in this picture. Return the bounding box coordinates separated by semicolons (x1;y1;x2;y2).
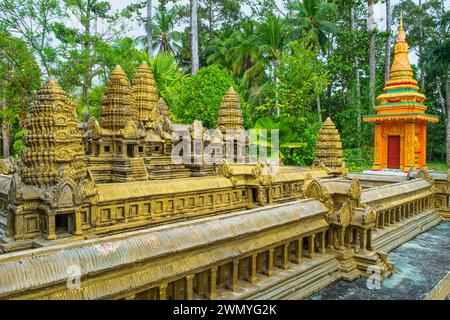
404;121;416;170
372;122;382;170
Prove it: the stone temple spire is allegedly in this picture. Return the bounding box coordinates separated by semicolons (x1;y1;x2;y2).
314;117;344;169
132;61;158;126
22;79;86;186
217;87;244;134
100;65;133;131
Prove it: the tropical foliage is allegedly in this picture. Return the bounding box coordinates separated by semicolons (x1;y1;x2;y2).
0;0;448;168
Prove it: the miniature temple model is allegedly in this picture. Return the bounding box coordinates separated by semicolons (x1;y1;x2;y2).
0;24;448;300
363;16;439;171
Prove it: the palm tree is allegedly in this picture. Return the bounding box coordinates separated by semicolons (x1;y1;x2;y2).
137;8;181;56
152;8;182;55
227;19;262;77
288;0;338;53
206;26;236;69
190;0;199;75
146;0;153;57
250;14;292;82
289;0;337;121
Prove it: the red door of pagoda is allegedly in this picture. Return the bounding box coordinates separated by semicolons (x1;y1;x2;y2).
388;136;400;169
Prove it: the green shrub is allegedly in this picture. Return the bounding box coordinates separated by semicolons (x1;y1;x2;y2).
343;147;373;172
170;65;241;128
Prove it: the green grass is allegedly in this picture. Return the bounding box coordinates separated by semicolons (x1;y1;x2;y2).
345;160;448;173
427;160;448;172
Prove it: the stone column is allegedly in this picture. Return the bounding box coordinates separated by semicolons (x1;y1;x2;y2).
185;275;194;300
249;255;257;283
308;234;315;258
380;212;384;229
265;249;274;276
320;232;326;253
367;229;372;251
159;284;168;300
360;229;367;254
344;229;350;249
207;267;217;300
338;227;345;250
230;260;239;291
74;210;83;236
281;244;289;269
47;214;56;240
294;238;303;264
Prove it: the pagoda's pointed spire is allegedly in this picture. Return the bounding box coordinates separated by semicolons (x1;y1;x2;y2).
133;61;158;125
314;117;343;169
372;13;428;116
217;87;244;134
390;13;412;75
399;11;404;32
100;65;133;131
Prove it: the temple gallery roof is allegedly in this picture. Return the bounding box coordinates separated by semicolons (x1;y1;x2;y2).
96;176;236;202
361;179;431;204
0;199;328;298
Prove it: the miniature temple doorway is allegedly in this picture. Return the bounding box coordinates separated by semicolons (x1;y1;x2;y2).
127;144;135;158
387;136;400;169
55;212;74;236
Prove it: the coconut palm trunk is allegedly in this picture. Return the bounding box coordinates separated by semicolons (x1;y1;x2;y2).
368;0;376;110
190;0;199;75
147;0;153;56
446;73;450;167
1;89;9;158
384;0;391;83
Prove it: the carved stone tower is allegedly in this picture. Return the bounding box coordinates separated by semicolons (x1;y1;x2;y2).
100;65;133;131
133;61;158;127
217;87;244;134
314;117;344;169
22;79;86;186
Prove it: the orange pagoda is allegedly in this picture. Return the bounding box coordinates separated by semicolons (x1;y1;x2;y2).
363;15;439;172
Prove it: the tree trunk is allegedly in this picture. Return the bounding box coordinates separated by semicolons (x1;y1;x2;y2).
368;0;376;110
351;7;362;132
446;72;450;168
1;94;9;159
384;0;391;83
316;95;322;123
190;0;199;75
82;0;93;121
418;0;425;89
147;0;153;57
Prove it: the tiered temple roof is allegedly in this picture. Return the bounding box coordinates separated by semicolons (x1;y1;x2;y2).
100;65;133;131
133;61;158;127
363;15;438;123
21;79;86;186
217;87;244;133
314;117;344;169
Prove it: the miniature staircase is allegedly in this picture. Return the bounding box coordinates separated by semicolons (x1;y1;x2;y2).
112;158;149;182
